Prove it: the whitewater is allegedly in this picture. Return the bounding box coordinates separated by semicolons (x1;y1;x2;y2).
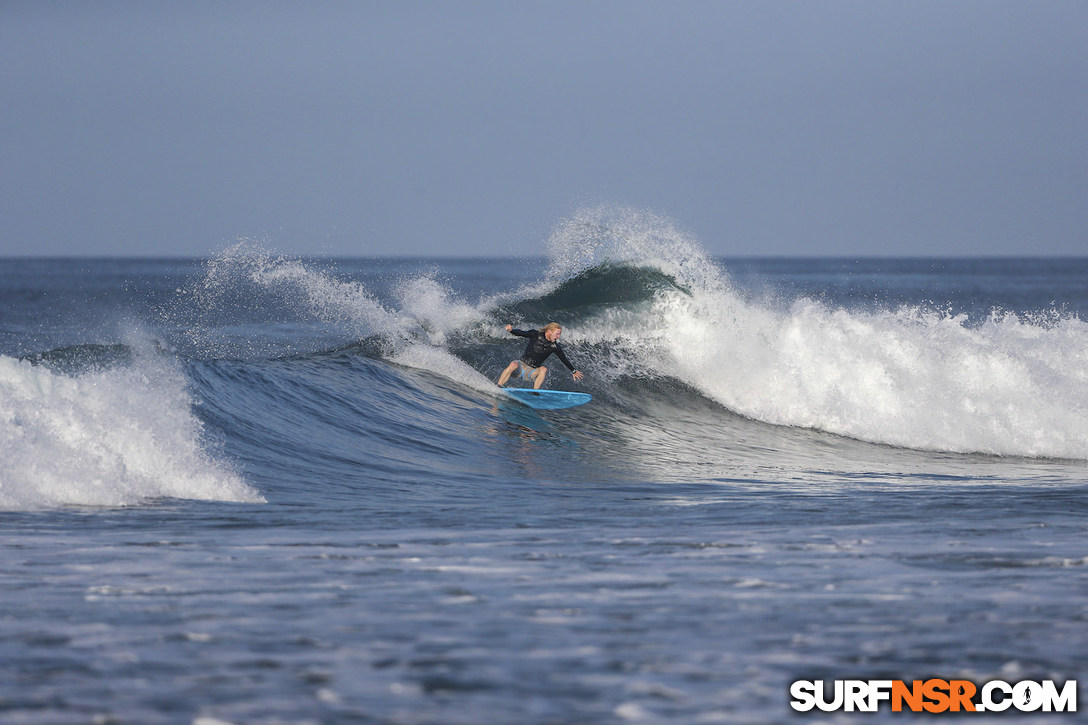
1;208;1085;723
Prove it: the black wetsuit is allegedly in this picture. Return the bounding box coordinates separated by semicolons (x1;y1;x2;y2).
510;328;576;371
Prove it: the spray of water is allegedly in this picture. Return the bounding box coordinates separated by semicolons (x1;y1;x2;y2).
184;213;1088;459
0;343;263;510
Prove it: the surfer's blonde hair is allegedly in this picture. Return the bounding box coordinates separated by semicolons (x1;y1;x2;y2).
539;322;563;334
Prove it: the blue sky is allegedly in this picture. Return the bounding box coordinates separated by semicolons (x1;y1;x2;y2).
2;1;1085;257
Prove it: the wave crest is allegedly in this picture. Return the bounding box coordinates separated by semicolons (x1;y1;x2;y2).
182;212;1088;460
0;353;263;510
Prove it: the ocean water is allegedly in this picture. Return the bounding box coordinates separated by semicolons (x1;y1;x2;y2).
2;210;1086;723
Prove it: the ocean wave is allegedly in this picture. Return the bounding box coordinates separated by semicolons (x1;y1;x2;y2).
0;352;263;510
531;208;1088;458
185;211;1088;460
650;289;1088;458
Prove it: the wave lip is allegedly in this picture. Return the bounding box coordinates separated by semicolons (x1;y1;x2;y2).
0;354;263;510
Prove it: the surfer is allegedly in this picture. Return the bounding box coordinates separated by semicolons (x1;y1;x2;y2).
497;323;584;390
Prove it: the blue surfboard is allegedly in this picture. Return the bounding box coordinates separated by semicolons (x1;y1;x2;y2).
502;388;592;410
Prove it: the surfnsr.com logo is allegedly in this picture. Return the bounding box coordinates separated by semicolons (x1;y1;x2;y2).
790;679;1077;713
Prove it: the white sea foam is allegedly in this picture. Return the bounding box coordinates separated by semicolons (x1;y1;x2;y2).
390;344;500;395
657;290;1088;458
553;207;1088;459
392;275;488;346
544;205;721;290
0;353;263;510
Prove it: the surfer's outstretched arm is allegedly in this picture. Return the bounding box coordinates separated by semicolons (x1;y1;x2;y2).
505;324;533;338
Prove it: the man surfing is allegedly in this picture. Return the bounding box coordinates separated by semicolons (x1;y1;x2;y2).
497;322;584;390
